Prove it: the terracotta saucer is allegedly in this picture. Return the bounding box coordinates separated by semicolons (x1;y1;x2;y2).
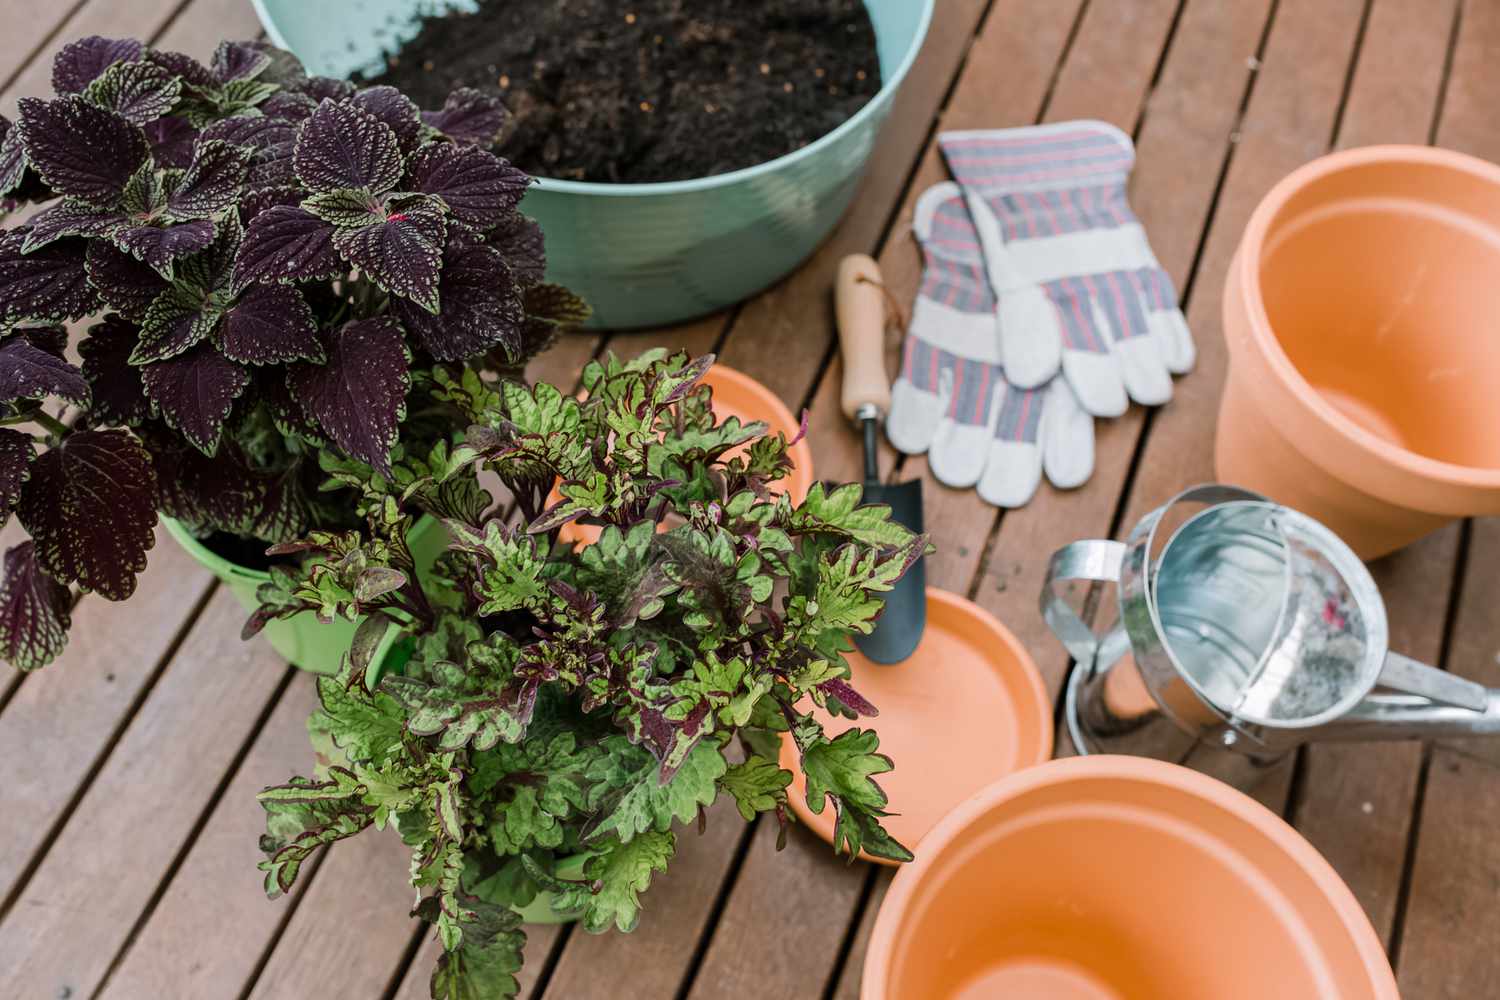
779;588;1053;865
560;363;813;546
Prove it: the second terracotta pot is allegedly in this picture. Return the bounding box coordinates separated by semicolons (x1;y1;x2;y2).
862;756;1396;1000
1218;145;1500;558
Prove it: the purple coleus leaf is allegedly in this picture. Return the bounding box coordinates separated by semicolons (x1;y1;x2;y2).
0;231;99;324
0;335;89;407
141;341;251;454
22;199;128;251
16;427;157;600
330;193;446;312
218;284;323;365
232;206;341;291
288;316;409;475
78;315;150;424
16;96;148;204
0;429;35;515
0;116;27;195
18;325;68;359
211;40;271;83
406;142;529;229
351;86;422;153
81;60;182;125
144;115;198;168
85;241;167;319
421;88;509;147
298;76;355;103
486;212;545;286
166;138;251;219
0;541;72;671
293;98;402;195
394;240;522;361
52;36;144;94
259;91;317;124
113;218;216;277
145;50;215;89
202;115;297;187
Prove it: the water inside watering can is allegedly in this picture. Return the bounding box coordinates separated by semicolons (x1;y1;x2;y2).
1153;502;1375;726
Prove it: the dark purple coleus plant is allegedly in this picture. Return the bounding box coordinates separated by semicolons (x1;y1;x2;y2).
0;36;584;672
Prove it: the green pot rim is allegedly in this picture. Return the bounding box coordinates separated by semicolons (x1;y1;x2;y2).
160;513;442;585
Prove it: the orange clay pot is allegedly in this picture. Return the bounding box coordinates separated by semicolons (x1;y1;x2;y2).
862;756;1397;1000
558;364;813;547
1218;145;1500;559
779;589;1052;864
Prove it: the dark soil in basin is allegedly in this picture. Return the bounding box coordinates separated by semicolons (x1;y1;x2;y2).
353;0;883;184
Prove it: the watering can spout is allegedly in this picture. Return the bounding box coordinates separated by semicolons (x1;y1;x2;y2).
1316;653;1500;742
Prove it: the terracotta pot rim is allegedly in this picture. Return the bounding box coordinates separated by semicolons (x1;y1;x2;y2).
1234;143;1500;495
781;587;1054;866
862;755;1397;999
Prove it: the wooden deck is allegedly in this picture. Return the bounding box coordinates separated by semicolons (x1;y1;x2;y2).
1;1;1498;996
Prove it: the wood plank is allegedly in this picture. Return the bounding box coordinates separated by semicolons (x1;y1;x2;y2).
96;674;322;999
0;589;291;998
0;528;213;898
0;0;86;96
395;924;565;1000
246;825;418;1000
153;0;267;55
1392;747;1500;998
540;798;746;998
685;822;868;999
1425;0;1500;161
830;869;894;1000
1337;0;1458;149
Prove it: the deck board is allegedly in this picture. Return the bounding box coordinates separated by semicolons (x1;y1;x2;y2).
0;1;1493;997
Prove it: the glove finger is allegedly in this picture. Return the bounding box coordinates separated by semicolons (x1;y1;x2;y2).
997;282;1063;388
1041;377;1094;489
1137;266;1196;373
976;379;1043;508
1050;276;1126;417
1085;272;1172;407
929;358;1000;490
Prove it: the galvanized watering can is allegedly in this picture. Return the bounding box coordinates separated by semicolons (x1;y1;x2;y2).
1043;485;1500;790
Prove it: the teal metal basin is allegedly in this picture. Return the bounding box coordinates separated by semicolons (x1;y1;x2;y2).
251;0;934;329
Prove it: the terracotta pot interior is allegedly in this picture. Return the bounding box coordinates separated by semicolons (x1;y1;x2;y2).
1257;156;1500;470
886;775;1377;1000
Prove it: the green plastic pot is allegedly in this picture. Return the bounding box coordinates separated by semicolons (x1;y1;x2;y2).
161;514;447;674
250;0;935;329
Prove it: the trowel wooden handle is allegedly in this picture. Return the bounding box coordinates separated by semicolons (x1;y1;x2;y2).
836;253;893;423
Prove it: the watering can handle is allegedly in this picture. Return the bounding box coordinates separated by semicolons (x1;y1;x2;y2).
1041;540;1126;668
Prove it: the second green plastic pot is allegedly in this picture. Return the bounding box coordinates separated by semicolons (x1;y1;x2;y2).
250;0;935;329
162;514;447;674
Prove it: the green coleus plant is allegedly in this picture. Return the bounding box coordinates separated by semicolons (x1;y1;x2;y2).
0;35;583;671
253;351;925;999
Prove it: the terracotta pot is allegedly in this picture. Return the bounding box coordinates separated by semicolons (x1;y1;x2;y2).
1218;145;1500;558
559;364;813;547
862;756;1396;1000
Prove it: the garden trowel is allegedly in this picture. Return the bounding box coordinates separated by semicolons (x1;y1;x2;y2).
835;254;926;664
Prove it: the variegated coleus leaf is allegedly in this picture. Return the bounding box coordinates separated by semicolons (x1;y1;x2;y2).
328;192;447;312
0;116;25;196
15;96;148;205
287;316;410;476
485;212;545;287
16;428;157;600
217;283;323;365
202;114;297;187
351;85;423;154
140;341;250;455
231;205;341;291
51;36;144;94
0;541;72;671
85;241;167;320
0;334;89;408
257;767;376;897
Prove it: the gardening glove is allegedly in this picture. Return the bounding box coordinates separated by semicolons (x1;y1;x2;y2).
888;182;1093;508
937;120;1195;417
